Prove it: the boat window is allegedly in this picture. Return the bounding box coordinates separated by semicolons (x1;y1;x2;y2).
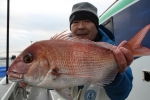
143;70;150;82
102;17;114;34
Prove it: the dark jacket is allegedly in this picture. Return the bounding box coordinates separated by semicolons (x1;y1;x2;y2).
98;25;133;100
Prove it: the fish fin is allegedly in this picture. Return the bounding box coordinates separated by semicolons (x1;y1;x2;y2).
51;30;100;43
94;69;118;86
49;67;61;80
124;24;150;57
51;30;69;40
51;31;115;52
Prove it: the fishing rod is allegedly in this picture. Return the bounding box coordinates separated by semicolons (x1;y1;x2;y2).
6;0;10;84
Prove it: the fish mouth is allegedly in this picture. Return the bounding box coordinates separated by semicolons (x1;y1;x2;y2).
7;71;23;82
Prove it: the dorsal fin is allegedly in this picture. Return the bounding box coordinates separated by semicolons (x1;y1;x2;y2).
51;30;69;40
50;30;94;43
50;30;115;50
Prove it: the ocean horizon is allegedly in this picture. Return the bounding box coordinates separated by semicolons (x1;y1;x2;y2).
0;59;13;66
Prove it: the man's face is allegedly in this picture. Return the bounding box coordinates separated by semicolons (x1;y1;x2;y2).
71;20;98;41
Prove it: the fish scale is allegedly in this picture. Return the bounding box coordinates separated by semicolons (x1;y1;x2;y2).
50;45;117;81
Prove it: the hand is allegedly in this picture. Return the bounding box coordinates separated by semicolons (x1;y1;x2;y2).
112;41;134;73
19;82;27;88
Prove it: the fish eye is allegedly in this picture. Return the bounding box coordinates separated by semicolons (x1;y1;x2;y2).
23;53;34;63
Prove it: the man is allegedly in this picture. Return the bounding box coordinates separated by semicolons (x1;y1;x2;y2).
57;2;133;100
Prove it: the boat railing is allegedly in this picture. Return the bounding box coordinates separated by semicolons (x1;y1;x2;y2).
0;77;65;100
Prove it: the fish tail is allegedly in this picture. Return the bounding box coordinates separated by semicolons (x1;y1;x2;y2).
124;24;150;57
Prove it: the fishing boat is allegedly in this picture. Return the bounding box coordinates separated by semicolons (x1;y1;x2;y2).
0;0;150;100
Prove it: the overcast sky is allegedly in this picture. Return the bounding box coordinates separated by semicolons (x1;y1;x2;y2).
0;0;115;57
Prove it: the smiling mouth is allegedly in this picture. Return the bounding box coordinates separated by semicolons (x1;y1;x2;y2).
76;33;87;36
76;34;88;38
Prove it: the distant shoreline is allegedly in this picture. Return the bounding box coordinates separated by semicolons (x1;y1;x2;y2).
0;58;11;60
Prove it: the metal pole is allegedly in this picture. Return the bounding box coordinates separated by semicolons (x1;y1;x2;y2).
6;0;10;84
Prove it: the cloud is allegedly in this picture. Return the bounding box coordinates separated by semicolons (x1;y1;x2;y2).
0;0;115;57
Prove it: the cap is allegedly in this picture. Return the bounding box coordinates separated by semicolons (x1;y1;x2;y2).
69;2;99;29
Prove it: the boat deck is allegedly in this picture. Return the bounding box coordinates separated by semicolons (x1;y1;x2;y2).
0;77;18;100
0;77;64;100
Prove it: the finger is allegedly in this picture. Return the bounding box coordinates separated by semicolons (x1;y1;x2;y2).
118;40;128;47
119;47;134;66
19;82;27;88
112;47;127;73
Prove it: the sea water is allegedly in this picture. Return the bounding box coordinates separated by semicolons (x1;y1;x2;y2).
0;59;13;66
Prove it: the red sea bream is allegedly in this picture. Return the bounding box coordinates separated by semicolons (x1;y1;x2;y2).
7;25;150;89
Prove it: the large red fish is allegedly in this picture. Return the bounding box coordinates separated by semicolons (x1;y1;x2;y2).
7;25;150;89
